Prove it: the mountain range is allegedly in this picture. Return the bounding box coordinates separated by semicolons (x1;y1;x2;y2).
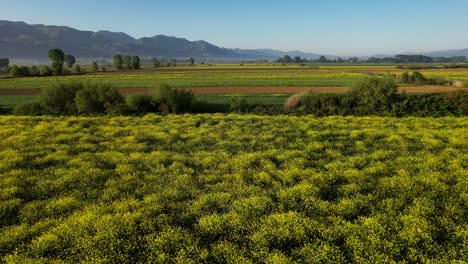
1;20;467;62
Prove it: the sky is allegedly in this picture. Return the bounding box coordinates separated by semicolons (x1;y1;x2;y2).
1;0;468;56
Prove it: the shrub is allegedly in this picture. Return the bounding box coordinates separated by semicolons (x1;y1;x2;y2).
350;77;398;114
40;82;83;115
75;83;127;115
13;102;44;116
10;65;31;77
230;96;249;113
15;82;126;116
302;93;357;116
168;89;194;113
152;84;194;114
126;95;159;114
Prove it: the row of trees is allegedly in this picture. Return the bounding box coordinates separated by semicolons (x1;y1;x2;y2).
276;54;468;64
9;49;81;77
112;55;141;70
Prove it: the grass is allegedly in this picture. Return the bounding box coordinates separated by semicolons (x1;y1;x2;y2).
0;96;37;107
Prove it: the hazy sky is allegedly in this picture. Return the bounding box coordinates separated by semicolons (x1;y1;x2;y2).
1;0;468;56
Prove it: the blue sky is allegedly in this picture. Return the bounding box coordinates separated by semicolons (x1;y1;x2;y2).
1;0;467;56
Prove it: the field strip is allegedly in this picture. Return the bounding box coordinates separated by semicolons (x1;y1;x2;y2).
0;86;464;96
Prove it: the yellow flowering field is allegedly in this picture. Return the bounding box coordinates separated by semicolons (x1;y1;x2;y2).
0;115;467;263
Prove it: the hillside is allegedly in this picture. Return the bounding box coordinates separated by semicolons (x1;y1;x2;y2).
0;20;324;61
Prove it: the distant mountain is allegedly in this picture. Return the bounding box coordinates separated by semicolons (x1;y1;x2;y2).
422;49;468;58
370;49;468;59
0;20;326;61
2;20;466;62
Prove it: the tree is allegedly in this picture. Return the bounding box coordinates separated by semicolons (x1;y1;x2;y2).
30;65;39;76
9;65;20;77
294;56;302;63
113;54;123;70
189;57;195;65
131;56;141;70
10;65;31;77
74;65;82;73
348;57;359;63
92;61;98;72
283;55;292;63
123;56;132;70
65;55;76;68
48;48;65;75
153;58;161;68
40;65;53;76
318;56;328;63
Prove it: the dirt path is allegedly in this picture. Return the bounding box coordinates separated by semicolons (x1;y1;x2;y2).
0;86;464;96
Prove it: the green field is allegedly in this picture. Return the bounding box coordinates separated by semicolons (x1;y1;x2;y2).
0;66;366;89
1;64;467;90
0;96;38;108
1;115;466;263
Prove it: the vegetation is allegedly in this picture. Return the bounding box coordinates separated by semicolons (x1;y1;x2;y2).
131;56;141;70
3;64;468;89
64;55;76;68
48;48;65;75
400;71;452;86
113;54;124;70
0;115;466;263
13;82;194;116
91;61;99;73
276;54;467;64
153;58;161;68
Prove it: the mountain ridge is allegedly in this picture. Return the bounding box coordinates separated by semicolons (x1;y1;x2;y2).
1;20;467;62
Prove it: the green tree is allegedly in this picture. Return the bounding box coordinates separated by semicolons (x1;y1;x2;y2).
9;65;20;77
74;65;82;73
48;48;65;75
10;65;30;77
92;61;98;72
123;56;132;70
350;77;398;114
283;55;292;63
64;55;76;68
153;58;161;68
131;56;141;70
294;56;302;63
30;65;39;76
40;65;53;76
113;54;123;70
319;56;328;63
189;57;195;65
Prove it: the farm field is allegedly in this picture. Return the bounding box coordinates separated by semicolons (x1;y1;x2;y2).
0;115;466;263
1;64;468;90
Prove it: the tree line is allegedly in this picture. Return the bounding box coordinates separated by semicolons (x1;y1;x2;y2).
276;54;468;64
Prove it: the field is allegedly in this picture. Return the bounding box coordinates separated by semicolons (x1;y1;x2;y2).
1;64;468;90
0;115;466;263
1;64;467;109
